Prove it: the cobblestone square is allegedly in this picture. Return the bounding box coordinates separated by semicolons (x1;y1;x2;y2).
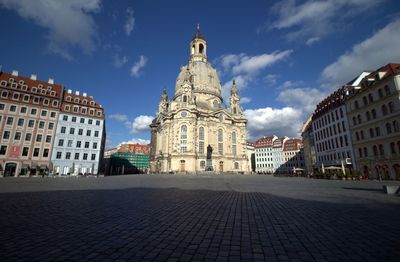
0;175;399;261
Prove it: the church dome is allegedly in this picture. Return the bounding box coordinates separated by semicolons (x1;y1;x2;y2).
174;26;222;100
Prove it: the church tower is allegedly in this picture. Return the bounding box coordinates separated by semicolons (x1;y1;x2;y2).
150;26;248;174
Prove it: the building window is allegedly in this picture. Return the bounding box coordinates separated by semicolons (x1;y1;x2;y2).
371;109;377;119
67;140;73;147
70;128;75;135
56;152;62;159
80;118;85;124
58;139;64;147
198;127;204;154
39;121;45;129
76;141;81;148
33;148;40;157
3;131;10;140
390;142;396;155
93;142;97;149
74;153;79;160
45;135;51;143
218;128;223;155
378;88;383;98
0;103;4;110
14;132;21;140
36;134;42;142
363;147;368;157
85;142;89;148
17;118;24;126
394;120;400;132
386;123;392;134
72;116;76;122
96;120;100;126
366;111;371;121
232;131;237;156
234;162;239;169
83;153;88;160
384;85;391;96
41;110;47;117
22;147;29;157
50;112;56;118
180;125;187;153
86;130;91;136
375;127;381;136
78;129;83;135
61;126;66;133
10;105;17;112
20;107;27;114
362;96;367;106
31;108;37;115
66;152;71;159
63;115;68;121
0;146;7;155
91;154;96;160
6;117;13;125
382;105;388;116
379;144;384;156
25;133;32;141
48;122;54;130
368;94;373;103
354;100;359;109
43;149;49;157
88;119;93;125
94;131;99;137
388;102;394;114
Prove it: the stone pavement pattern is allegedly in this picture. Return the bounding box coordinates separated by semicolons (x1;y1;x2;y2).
0;175;399;261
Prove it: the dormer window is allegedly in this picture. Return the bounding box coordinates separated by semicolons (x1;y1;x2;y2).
9;78;14;83
41;89;46;95
90;101;95;106
0;80;7;87
47;86;52;90
82;99;87;105
89;109;94;115
97;111;102;117
66;96;71;102
50;91;56;96
21;84;28;91
52;100;59;107
38;84;43;88
43;99;49;105
19;80;24;85
11;83;17;88
73;106;79;113
74;98;80;103
64;105;70;111
31;87;37;93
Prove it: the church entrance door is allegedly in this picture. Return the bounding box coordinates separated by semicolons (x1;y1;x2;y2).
219;161;224;173
180;160;186;172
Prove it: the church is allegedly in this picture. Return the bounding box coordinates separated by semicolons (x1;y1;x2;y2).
149;26;249;174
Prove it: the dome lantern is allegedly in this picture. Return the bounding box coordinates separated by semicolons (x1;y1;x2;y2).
190;24;207;62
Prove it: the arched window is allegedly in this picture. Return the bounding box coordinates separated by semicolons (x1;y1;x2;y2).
218;129;223;154
198;127;204;154
388;102;394;113
354;100;359;109
180;125;187;153
352;116;357;126
232;131;237;156
363;147;368;157
386;123;392;134
199;43;204;54
233;107;237;114
368;93;374;103
384;85;390;96
66;96;71;102
357;114;362;124
371;109;377;119
378;88;383;98
390;142;396;155
382;105;388;116
369;128;374;138
183;95;187;103
234;162;239;169
393;120;400;132
366;111;371;121
362;96;367;106
373;145;378;156
191;44;195;55
379;144;384;156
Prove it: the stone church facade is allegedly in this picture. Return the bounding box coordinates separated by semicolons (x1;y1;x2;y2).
150;27;249;173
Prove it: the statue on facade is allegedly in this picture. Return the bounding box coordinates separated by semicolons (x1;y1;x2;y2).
206;144;213;159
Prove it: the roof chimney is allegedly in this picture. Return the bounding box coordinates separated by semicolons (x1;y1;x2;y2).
75;91;80;96
48;78;54;84
83;93;87;97
12;70;18;76
30;74;37;81
67;89;72;94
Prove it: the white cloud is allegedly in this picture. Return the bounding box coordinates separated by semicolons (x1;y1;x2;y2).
241;97;251;104
306;37;320;46
124;7;135;36
263;74;279;86
109;114;128;122
217;50;292;76
268;0;384;41
131;115;153;133
322;18;400;87
118;138;150;146
277;87;327;114
0;0;101;60
130;55;148;77
113;54;128;68
244;107;303;139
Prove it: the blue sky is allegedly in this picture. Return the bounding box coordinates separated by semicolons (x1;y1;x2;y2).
1;0;399;147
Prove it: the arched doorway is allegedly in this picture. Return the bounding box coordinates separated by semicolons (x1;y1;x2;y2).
219;161;224;173
180;160;186;172
5;162;17;177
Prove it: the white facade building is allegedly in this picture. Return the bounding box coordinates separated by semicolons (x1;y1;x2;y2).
51;90;105;175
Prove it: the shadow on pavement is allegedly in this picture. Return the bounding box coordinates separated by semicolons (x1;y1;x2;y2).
0;187;399;261
342;187;384;193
